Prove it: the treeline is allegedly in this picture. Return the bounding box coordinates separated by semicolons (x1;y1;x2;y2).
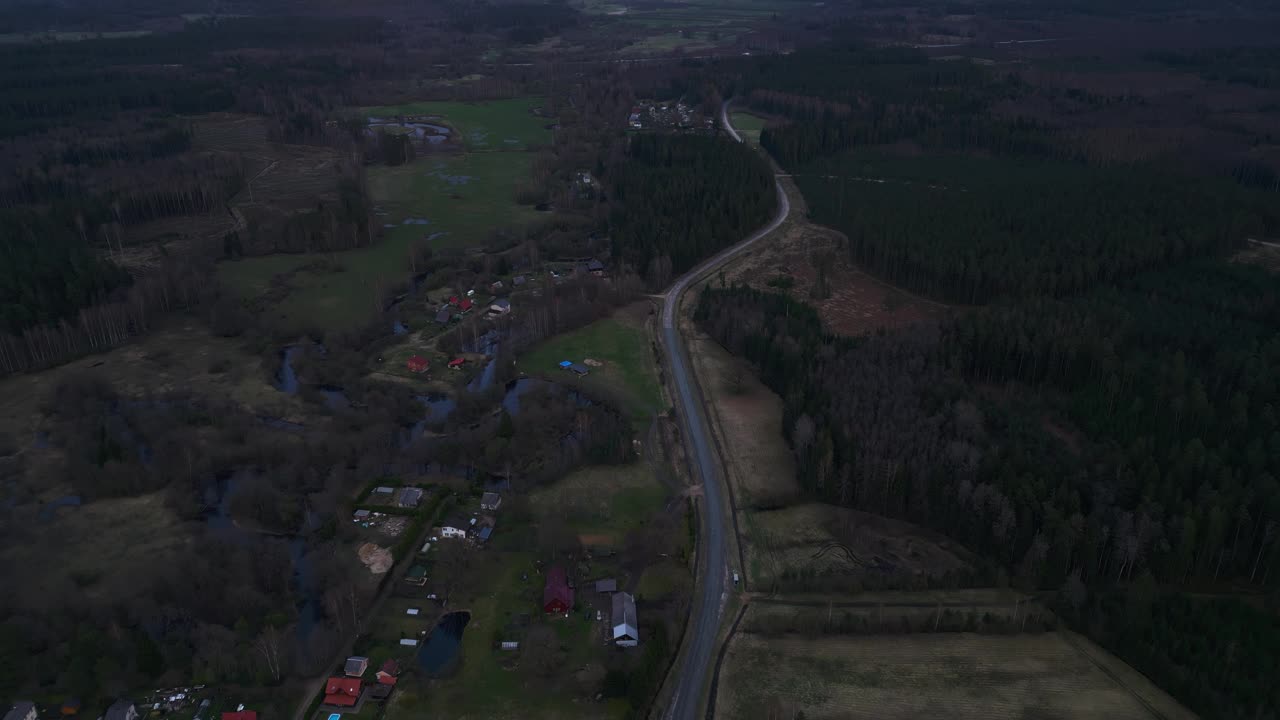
695;264;1280;592
695;266;1280;717
796;158;1264;303
609;134;776;287
1064;588;1280;720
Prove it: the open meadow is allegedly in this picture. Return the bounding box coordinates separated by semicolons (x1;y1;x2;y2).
716;630;1196;720
377;461;681;719
519;303;665;420
729;111;767;145
361;97;553;151
217;98;550;334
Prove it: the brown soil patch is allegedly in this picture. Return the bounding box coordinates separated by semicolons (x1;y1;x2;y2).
721;216;950;337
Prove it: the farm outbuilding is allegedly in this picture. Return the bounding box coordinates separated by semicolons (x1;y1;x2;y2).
407;355;429;373
612;592;639;647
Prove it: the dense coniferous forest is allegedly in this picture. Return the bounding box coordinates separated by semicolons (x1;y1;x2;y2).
609;134;776;287
695;262;1280;719
797;161;1265;303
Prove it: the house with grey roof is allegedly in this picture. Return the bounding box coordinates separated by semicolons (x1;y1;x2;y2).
611;592;638;647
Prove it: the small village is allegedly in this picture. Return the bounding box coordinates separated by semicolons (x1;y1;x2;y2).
627;101;717;133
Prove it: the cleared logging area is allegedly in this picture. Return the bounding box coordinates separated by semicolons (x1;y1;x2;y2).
716;630;1196;720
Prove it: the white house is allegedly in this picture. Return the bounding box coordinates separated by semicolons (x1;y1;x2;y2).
611;592;639;647
440;515;473;539
104;701;139;720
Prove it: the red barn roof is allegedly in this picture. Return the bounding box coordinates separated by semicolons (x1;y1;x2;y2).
323;677;361;706
407;355;429;373
448;357;466;368
459;298;474;312
381;658;399;674
448;296;460;306
543;565;574;614
222;713;257;720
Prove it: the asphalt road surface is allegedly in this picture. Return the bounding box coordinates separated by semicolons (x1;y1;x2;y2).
660;100;790;720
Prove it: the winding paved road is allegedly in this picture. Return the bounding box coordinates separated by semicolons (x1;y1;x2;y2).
660;101;790;720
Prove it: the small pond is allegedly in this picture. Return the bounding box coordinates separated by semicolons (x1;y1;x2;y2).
417;611;470;677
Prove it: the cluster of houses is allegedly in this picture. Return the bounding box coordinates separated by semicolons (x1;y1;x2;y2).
322;657;400;709
434;293;512;328
2;700;257;720
627;101;710;131
541;567;640;648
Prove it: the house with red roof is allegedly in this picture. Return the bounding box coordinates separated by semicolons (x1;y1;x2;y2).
459;298;474;313
448;296;460;306
221;712;257;720
543;565;574;614
376;658;400;685
448;357;466;370
323;677;362;707
407;355;429;373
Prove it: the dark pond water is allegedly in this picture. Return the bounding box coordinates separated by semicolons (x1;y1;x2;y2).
366;118;451;143
318;385;349;411
417;611;470;677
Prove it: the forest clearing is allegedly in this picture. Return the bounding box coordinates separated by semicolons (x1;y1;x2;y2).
216;98;549;334
519;302;665;420
715;631;1195;720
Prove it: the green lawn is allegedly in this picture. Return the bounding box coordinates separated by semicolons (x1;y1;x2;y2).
386;551;626;719
218;150;538;333
529;464;668;545
621;32;720;56
519;313;664;419
362;97;553;151
730;111;767;145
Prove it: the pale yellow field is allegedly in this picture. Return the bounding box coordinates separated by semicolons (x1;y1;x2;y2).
716;631;1196;720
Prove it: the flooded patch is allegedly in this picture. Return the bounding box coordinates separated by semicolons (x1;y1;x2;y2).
276;346;301;394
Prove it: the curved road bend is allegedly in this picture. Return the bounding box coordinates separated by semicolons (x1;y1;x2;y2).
661;100;790;720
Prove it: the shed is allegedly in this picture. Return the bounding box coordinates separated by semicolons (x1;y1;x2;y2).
558;360;573;370
543;565;574;614
399;638;419;646
406;607;421;616
323;677;361;707
368;684;393;700
448;357;466;370
500;641;520;650
406;565;428;586
344;656;369;677
595;579;617;593
569;364;589;376
459;298;474;313
435;308;452;325
480;491;502;510
611;592;639;647
477;526;493;543
407;355;430;373
221;713;257;720
588;259;605;273
353;509;371;521
373;486;394;494
489;299;511;315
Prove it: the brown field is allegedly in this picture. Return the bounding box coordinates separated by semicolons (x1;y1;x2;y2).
720;179;950;337
716;631;1196;720
743;503;970;591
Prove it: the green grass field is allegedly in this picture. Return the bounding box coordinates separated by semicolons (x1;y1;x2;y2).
362;98;553;151
529;464;667;545
730;111;767;145
219;99;546;333
621;31;720;55
385;551;628;719
519;312;663;419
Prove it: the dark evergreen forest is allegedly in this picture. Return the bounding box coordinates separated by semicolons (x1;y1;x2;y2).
609;134;776;287
696;270;1280;719
705;36;1280;720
